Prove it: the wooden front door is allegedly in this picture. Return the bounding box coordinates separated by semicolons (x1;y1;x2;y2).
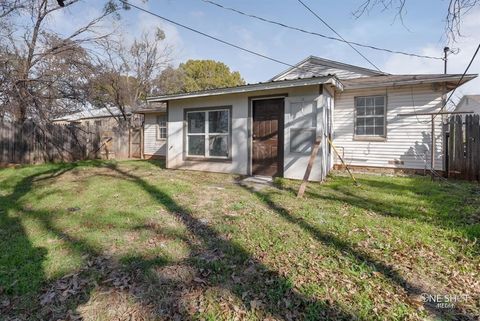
252;98;284;176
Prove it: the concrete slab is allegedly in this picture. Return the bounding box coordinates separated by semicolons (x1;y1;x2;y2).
237;175;273;191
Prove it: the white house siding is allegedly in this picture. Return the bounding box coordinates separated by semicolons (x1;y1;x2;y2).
167;85;330;180
144;113;167;157
455;95;480;114
333;85;445;171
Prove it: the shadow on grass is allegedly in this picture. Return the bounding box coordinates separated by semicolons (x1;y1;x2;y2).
1;161;359;321
277;174;480;243
237;179;479;321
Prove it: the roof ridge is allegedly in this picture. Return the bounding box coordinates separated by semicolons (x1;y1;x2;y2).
269;55;388;81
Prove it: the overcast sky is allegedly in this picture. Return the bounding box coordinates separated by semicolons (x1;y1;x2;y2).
51;0;480;96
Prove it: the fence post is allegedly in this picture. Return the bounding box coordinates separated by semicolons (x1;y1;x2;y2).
474;115;480;181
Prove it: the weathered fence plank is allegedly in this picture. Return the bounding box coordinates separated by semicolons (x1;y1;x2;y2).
0;120;140;166
447;114;480;181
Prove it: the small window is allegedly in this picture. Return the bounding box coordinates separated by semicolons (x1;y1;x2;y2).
94;120;102;127
156;115;167;140
355;96;386;138
186;109;230;159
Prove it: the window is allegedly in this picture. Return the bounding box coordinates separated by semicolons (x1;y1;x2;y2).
355;96;386;137
156;115;167;140
186;108;230;158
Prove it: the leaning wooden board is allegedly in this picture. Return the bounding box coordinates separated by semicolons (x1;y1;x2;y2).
297;137;322;198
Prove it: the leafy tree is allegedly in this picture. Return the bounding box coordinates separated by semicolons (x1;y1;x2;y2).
155;60;245;94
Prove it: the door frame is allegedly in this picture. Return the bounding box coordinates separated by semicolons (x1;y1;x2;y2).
248;94;287;177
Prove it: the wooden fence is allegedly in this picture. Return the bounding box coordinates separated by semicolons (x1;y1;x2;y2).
0;120;141;166
445;114;480;181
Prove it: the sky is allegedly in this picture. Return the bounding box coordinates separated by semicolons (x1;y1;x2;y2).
50;0;480;97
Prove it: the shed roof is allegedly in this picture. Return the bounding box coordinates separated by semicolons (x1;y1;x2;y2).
135;105;167;114
342;74;477;90
147;76;343;102
53;107;130;122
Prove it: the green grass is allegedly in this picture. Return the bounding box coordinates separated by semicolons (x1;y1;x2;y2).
0;160;479;320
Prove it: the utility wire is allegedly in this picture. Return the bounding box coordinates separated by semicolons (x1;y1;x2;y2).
432;43;480;121
201;0;443;61
296;0;382;72
117;0;316;75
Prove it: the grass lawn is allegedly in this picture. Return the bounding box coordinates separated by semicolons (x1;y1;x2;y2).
0;160;479;321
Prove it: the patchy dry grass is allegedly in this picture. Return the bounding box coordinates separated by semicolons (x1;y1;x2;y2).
0;160;479;320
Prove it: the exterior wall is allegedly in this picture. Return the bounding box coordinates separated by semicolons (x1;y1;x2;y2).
80;117;119;128
167;85;328;180
52;116;120;127
456;96;480;113
144;113;167;157
283;86;333;181
333;85;445;171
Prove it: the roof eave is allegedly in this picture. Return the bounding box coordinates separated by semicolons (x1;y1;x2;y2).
147;76;343;102
345;74;477;90
134;109;167;114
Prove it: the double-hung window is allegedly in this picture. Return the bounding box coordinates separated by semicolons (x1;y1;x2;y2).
156;115;167;140
186;108;230;158
355;96;386;137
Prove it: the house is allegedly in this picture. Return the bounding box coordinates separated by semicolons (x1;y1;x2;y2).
455;95;480;114
52;106;133;127
141;56;477;181
134;102;168;159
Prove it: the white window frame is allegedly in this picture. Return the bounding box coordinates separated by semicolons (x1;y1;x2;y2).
186;108;230;159
156;115;167;141
354;95;387;139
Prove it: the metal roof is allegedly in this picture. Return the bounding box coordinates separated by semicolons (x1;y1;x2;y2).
145;72;477;104
269;55;388;81
53;107;130;122
135;104;167;114
341;74;477;89
147;76;343;102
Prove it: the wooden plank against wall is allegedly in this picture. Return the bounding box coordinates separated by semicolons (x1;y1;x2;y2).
297;137;322;198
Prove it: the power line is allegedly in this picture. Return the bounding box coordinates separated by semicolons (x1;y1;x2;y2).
201;0;443;61
432;43;480;120
296;0;382;72
117;0;315;75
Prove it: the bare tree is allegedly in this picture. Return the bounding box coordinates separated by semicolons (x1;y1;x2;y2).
91;28;173;121
353;0;479;43
0;0;26;19
0;0;118;123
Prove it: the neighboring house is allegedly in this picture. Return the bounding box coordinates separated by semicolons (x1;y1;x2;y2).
135;102;168;159
142;56;477;181
52;107;132;127
455;95;480;113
